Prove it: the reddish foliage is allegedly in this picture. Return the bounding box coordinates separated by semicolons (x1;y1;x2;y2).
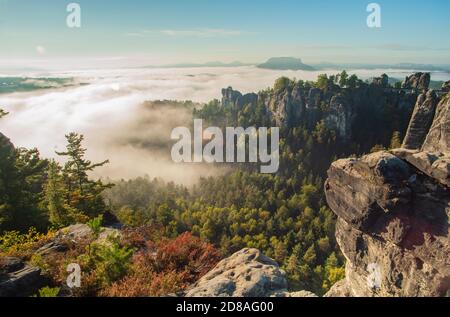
101;231;221;297
153;232;220;280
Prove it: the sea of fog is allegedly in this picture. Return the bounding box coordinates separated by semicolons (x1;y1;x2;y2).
1;66;449;184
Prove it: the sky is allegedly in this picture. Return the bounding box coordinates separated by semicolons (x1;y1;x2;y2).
0;0;449;68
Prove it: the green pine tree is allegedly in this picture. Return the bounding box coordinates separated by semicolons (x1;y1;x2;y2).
56;133;112;219
44;161;86;227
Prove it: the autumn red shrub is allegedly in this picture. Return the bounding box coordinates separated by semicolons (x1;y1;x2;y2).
153;232;221;281
101;231;221;297
120;224;164;250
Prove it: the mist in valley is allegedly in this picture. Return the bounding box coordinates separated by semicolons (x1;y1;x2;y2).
1;66;449;185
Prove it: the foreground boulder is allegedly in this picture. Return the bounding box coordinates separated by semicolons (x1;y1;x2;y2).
37;223;121;255
0;257;45;297
324;91;450;297
185;248;316;297
185;248;287;297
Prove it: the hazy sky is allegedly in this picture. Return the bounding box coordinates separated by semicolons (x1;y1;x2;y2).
1;0;449;68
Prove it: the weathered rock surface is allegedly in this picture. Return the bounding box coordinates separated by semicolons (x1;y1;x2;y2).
325;95;353;140
37;223;121;255
221;87;258;112
402;90;438;150
0;223;121;297
372;74;389;88
397;93;450;187
422;93;450;154
307;88;322;109
222;87;242;109
325;90;450;297
220;74;421;140
265;86;305;127
185;248;315;297
0;257;46;297
443;81;450;93
402;72;430;91
325;151;449;297
323;279;352;297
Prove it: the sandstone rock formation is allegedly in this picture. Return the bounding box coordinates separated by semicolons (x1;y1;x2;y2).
221;87;258;112
397;92;450;187
0;223;121;297
402;90;438;150
264;85;305;127
37;223;121;255
0;257;45;297
402;73;430;91
422;93;450;155
443;81;450;93
325;95;353;140
307;88;322;109
324;90;450;297
185;248;316;297
222;87;242;109
220;74;421;140
372;74;389;88
185;248;288;297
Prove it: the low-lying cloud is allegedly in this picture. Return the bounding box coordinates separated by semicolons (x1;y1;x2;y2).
1;66;449;184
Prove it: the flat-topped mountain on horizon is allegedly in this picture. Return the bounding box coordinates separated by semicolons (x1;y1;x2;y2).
257;57;315;71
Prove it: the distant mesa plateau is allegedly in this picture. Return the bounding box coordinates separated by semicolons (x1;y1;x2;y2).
257;57;316;71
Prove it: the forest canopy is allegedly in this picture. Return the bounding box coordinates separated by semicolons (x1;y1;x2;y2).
0;72;413;295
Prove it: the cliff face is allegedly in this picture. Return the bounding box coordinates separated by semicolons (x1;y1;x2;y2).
402;73;431;91
324;91;450;297
221;73;422;141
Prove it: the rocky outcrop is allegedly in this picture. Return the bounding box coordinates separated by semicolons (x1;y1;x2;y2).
220;73;421;141
324;91;450;297
37;223;121;255
0;257;46;297
325;95;353;140
323;279;352;297
221;87;258;112
265;86;305;127
402;90;438;150
443;81;450;93
422;93;450;154
184;248;316;297
397;92;450;187
0;223;121;297
372;74;389;88
185;248;288;297
222;87;242;109
402;73;430;91
307;88;322;109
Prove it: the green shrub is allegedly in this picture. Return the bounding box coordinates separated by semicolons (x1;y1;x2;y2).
87;215;103;238
274;77;292;91
0;227;54;254
35;286;60;297
91;236;134;285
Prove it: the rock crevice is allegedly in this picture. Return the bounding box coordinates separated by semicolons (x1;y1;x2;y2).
325;90;450;297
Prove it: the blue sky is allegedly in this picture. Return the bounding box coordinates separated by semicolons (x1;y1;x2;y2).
0;0;449;66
